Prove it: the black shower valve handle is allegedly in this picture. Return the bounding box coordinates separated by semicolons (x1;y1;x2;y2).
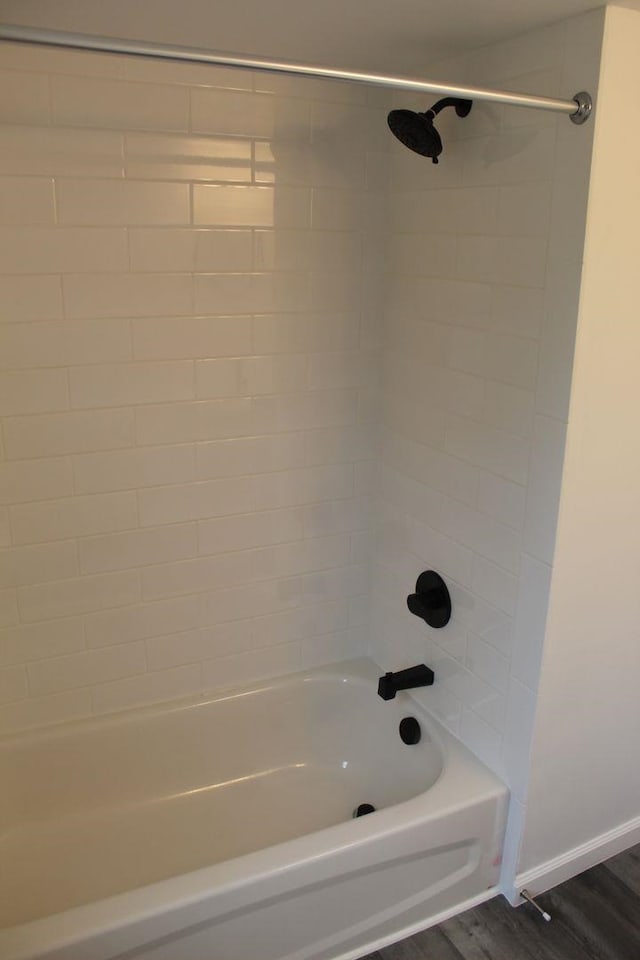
406;570;451;629
407;589;439;618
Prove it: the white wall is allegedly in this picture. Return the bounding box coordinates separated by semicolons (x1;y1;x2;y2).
0;44;384;732
0;0;606;75
516;2;640;890
370;9;604;891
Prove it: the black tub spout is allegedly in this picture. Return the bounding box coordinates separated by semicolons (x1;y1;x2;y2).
377;664;435;701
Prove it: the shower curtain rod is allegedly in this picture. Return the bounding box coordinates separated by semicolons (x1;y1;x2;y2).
0;24;592;124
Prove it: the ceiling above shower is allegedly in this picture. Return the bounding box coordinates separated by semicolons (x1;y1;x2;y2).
0;0;606;75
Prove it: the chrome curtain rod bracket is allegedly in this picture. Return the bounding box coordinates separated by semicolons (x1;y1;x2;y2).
0;24;592;124
570;90;593;125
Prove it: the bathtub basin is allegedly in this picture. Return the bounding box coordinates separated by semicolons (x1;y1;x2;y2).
0;658;508;960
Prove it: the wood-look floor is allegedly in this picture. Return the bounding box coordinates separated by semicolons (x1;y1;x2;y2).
362;844;640;960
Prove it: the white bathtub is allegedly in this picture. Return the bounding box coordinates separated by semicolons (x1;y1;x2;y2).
0;659;508;960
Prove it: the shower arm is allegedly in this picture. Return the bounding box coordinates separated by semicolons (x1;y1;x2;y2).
0;24;592;124
425;96;470;117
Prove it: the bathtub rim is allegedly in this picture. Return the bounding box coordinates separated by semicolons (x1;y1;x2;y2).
0;657;449;827
0;657;446;756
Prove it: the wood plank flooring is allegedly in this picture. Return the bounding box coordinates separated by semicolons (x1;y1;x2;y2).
362;844;640;960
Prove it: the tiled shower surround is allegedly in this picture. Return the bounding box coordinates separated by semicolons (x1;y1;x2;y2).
0;3;603;842
373;11;603;763
371;8;603;881
0;45;384;730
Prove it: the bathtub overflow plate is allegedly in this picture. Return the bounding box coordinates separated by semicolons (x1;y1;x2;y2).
399;716;421;745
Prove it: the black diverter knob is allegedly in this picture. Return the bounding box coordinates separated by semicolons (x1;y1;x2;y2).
407;570;451;629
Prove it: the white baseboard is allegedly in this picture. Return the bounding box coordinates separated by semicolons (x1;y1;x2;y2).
507;812;640;904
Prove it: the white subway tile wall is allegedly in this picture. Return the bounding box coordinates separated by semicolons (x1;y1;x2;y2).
0;42;378;733
372;7;603;803
0;12;603;769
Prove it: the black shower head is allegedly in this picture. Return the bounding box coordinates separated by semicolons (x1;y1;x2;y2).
387;97;472;163
387;109;443;162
